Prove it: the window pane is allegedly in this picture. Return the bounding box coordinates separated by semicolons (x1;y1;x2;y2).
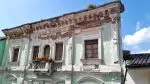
86;50;92;54
93;49;98;53
86;54;92;58
93;44;98;48
33;46;39;60
55;43;63;60
44;45;50;57
85;39;98;59
12;48;19;62
86;45;92;49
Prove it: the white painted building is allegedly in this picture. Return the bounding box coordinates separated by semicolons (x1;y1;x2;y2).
1;1;124;84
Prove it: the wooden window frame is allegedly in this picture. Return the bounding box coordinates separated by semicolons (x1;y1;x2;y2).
32;46;40;60
55;43;63;61
43;45;50;57
12;47;20;62
84;39;98;59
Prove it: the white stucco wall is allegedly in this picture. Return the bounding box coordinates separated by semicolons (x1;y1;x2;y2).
5;21;120;72
7;38;29;66
125;69;150;84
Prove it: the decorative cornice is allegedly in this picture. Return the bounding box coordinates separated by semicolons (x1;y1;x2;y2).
2;1;124;39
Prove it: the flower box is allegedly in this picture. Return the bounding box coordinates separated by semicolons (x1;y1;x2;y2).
32;57;53;63
37;56;49;61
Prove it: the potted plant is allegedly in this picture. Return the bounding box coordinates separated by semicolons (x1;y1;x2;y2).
37;56;53;62
37;56;48;61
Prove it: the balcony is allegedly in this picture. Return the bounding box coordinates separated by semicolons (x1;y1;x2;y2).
81;58;102;71
28;58;53;72
53;61;63;71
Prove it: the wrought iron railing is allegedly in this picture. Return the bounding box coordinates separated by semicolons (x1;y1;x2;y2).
28;60;51;71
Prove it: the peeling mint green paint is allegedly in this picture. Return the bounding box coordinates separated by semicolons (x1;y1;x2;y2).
70;73;120;84
0;39;6;65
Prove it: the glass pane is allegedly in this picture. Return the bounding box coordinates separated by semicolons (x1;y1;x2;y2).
55;43;63;60
86;54;92;58
93;44;98;48
93;54;98;58
86;45;92;49
12;48;19;62
86;50;92;53
44;45;50;57
33;46;39;60
93;49;98;53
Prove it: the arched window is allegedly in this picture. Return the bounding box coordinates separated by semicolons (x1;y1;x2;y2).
44;45;50;57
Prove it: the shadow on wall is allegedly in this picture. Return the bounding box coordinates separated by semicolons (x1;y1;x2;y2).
126;70;149;84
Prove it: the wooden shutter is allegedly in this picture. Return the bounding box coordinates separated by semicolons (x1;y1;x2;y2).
44;45;50;57
55;43;63;60
85;39;98;59
32;46;39;60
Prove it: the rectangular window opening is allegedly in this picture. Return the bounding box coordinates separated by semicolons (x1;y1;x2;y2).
32;46;39;60
12;48;19;62
85;39;98;59
55;43;63;61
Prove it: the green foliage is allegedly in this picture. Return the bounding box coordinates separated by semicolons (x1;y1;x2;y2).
87;4;97;9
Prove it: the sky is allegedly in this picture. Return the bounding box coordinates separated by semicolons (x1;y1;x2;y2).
0;0;150;53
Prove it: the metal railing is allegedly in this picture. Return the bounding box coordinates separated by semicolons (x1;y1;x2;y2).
53;61;62;71
28;60;51;71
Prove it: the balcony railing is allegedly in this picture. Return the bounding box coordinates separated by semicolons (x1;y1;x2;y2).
28;60;52;72
53;61;63;71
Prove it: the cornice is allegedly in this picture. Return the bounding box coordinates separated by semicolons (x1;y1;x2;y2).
2;1;124;39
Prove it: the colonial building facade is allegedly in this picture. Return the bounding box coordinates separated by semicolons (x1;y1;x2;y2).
1;1;124;84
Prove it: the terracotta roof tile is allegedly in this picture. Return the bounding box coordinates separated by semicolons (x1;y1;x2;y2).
125;54;150;68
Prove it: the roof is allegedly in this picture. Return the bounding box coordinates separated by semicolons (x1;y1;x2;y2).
2;1;124;31
124;54;150;68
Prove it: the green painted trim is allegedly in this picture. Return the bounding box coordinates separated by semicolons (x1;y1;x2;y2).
0;39;6;65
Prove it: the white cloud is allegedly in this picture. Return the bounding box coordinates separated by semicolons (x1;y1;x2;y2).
139;50;150;53
123;27;150;45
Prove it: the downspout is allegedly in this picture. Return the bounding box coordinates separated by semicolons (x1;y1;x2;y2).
22;24;32;84
71;25;75;84
123;66;128;84
116;2;124;84
70;13;76;84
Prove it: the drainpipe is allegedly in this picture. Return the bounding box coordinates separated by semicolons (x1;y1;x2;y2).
22;24;32;84
71;26;75;84
116;2;124;84
70;14;76;84
123;66;128;84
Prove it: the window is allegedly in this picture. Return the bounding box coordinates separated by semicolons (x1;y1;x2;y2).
32;46;39;60
44;45;50;57
12;48;19;62
85;39;98;59
55;43;63;60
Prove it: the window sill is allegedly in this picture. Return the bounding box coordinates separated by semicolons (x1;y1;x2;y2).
80;58;102;64
8;62;19;66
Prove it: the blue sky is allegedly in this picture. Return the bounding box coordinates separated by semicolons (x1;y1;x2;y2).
0;0;150;53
